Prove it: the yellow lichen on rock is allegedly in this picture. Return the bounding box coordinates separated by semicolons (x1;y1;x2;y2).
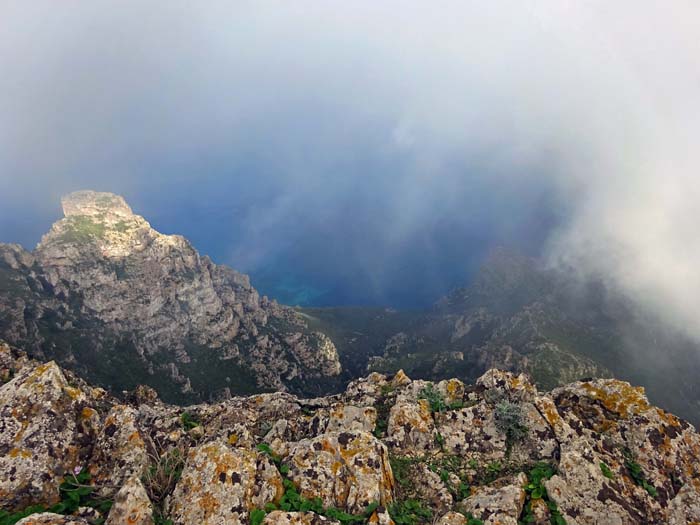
168;439;283;525
579;380;650;418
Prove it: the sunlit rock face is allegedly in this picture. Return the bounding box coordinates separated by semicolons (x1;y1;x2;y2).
1;345;699;525
0;191;340;403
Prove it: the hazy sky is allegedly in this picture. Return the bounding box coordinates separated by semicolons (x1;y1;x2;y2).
1;3;699;321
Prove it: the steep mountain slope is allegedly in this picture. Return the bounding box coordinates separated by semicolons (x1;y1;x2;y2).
304;250;700;424
0;191;341;402
2;340;700;525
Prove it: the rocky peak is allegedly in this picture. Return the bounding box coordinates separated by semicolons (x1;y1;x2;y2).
61;191;134;219
37;191;167;260
0;192;341;403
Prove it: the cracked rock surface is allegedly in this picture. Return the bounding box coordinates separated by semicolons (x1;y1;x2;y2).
1;342;699;524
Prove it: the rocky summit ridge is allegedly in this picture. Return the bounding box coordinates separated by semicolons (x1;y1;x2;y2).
0;191;341;403
1;340;700;525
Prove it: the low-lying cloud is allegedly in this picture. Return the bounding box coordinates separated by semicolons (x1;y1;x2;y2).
1;2;699;326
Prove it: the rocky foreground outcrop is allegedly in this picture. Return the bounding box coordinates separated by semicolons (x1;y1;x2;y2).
1;340;700;525
0;191;341;403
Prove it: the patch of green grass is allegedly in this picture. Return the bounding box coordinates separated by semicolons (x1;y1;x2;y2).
250;508;266;525
381;383;396;396
391;452;481;513
113;220;130;232
57;216;107;243
475;460;507;484
434;431;445;449
390;455;423;493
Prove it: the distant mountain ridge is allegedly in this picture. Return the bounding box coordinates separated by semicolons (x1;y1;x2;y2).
0;191;341;402
303;249;700;424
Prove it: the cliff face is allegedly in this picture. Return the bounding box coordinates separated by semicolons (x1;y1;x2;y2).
1;340;699;525
0;191;340;402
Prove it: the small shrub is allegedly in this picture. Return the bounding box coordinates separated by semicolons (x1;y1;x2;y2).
180;411;200;431
373;395;391;438
519;463;566;525
142;437;188;525
419;384;455;413
250;508;267;525
623;451;657;498
494;401;528;450
435;431;445;449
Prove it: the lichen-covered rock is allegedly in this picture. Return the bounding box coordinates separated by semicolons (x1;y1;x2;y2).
105;476;153;525
0;362;97;510
386;401;435;453
262;511;339;524
343;373;389;406
476;369;536;402
436;379;465;406
434;402;506;460
284;431;394;513
89;405;149;495
544;377;700;524
460;473;527;525
545;446;654;524
325;404;377;433
168;439;283;525
15;514;91;525
2;354;700;525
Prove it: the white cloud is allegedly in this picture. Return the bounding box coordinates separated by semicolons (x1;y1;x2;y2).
1;1;699;321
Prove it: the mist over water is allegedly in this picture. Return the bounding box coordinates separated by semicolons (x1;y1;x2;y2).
1;2;699;325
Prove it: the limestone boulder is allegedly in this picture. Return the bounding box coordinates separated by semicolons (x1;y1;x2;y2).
0;362;97;510
284;431;394;514
386;400;435;453
460;473;527;525
168;439;283;525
